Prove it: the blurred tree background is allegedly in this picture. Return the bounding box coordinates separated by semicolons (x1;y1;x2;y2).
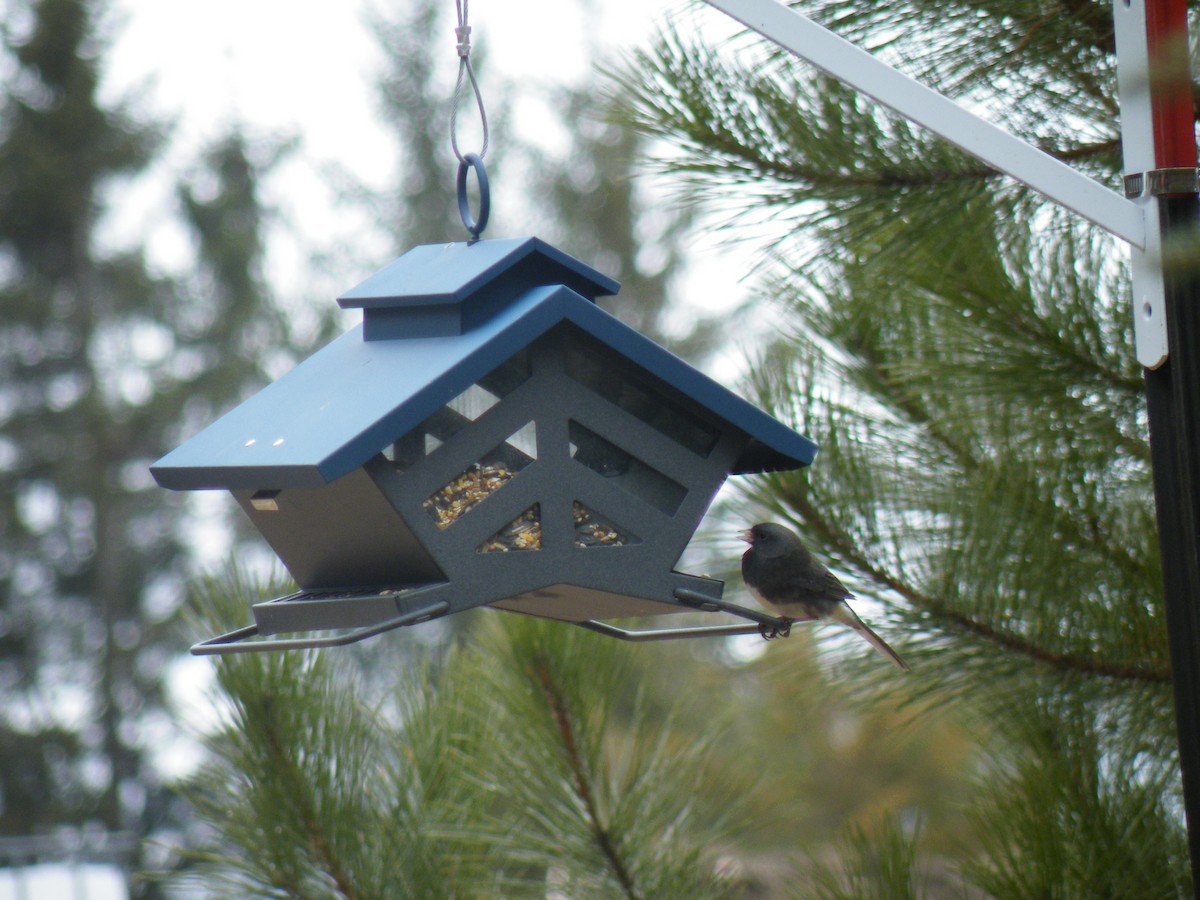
5;0;1192;897
0;0;300;893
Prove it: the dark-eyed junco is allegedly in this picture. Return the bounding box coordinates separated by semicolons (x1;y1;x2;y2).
740;523;909;671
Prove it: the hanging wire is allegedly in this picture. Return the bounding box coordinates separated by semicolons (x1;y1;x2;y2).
450;0;488;163
450;0;490;239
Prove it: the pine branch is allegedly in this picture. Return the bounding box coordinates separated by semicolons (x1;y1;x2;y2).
616;33;1125;210
821;330;1153;589
1055;0;1115;55
949;285;1145;404
257;702;358;900
806;292;1152;592
792;137;1120;190
784;487;1171;684
642;118;1120;200
532;659;643;900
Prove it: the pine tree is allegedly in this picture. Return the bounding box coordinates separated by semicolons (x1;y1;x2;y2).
368;0;472;245
176;570;742;899
526;85;717;358
612;0;1194;895
0;0;166;842
0;0;286;892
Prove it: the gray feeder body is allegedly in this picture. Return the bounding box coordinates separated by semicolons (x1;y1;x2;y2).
152;237;817;644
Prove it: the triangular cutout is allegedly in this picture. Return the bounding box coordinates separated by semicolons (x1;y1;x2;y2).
573;501;637;548
505;420;538;459
479;504;542;553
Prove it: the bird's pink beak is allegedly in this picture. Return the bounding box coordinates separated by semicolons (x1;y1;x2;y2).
738;529;753;544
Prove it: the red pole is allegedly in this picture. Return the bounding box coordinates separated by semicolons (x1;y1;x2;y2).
1145;0;1196;170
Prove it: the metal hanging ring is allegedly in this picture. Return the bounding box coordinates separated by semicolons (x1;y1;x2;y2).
456;152;490;240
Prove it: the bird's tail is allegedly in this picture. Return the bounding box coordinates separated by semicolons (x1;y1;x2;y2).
832;604;910;671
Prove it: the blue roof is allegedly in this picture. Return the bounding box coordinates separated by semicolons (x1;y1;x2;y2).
338;236;618;310
152;241;817;491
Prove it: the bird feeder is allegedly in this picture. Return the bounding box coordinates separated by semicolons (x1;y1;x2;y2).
152;237;818;653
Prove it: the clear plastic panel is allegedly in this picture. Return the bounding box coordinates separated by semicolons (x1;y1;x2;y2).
384;348;532;472
568;421;686;516
564;344;719;457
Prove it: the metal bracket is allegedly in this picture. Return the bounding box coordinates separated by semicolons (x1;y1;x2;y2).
1124;167;1200;199
702;0;1171;368
575;587;793;642
190;600;450;655
702;0;1146;247
1114;0;1169;369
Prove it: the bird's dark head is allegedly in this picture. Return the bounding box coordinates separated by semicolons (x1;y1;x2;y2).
739;522;804;559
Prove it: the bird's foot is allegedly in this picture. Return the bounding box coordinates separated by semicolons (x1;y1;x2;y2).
759;619;792;641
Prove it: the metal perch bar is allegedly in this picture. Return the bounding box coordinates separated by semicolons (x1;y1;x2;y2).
190;600;451;656
574;587;794;642
576;620;772;642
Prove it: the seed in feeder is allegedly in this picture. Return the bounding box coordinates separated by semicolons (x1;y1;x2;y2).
480;506;542;553
424;462;516;529
572;501;628;548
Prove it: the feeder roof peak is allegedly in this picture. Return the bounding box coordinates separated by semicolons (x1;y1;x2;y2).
337;236;619;312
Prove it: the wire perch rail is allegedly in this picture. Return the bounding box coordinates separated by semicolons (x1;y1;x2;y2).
190;587;793;655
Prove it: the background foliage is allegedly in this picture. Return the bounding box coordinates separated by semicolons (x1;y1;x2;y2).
3;0;1196;896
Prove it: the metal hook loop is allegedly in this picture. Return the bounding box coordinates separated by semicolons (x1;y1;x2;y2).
456;152;490;240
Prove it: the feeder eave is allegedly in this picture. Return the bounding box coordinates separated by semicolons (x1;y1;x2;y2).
149;461;330;492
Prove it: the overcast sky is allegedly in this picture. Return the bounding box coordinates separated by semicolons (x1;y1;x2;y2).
100;1;691;285
93;0;765;379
